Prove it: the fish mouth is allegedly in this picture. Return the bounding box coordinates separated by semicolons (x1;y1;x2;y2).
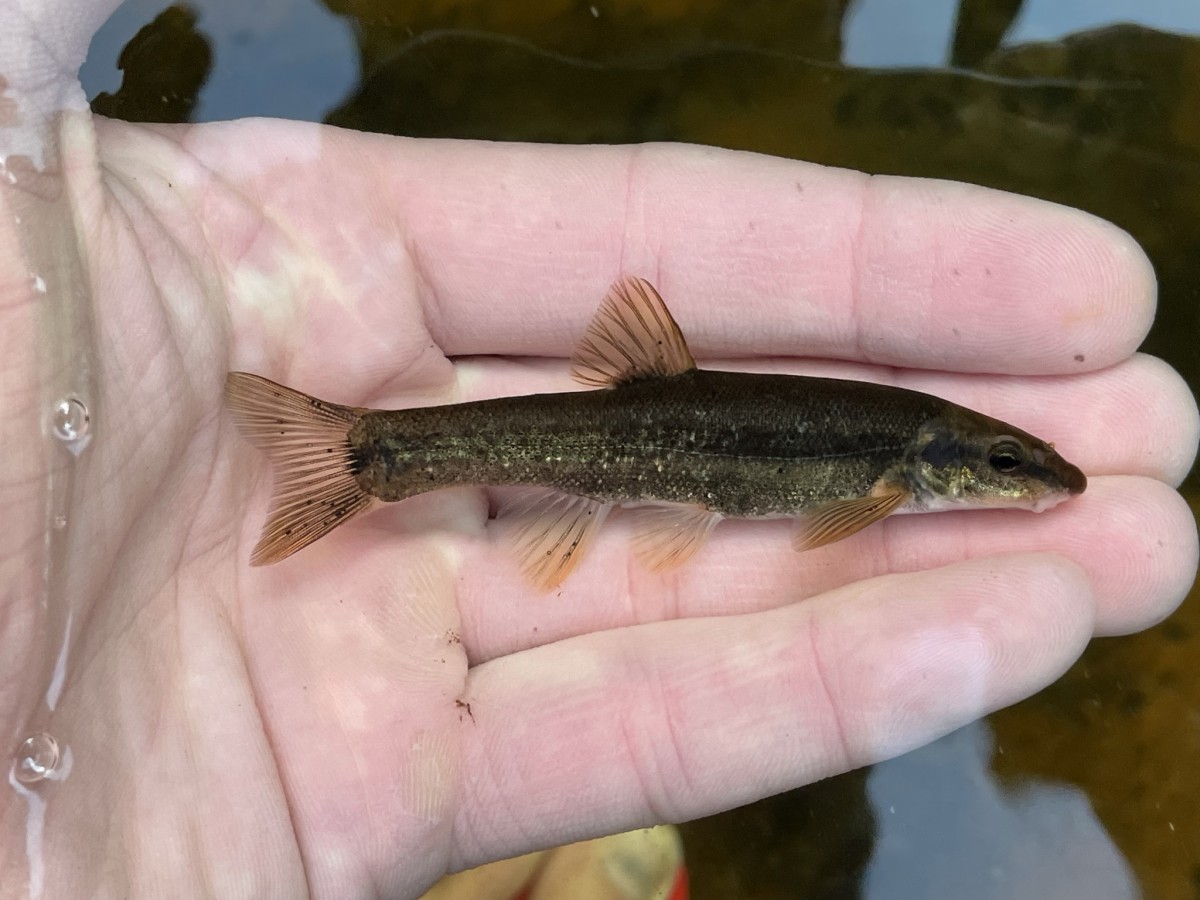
1024;454;1086;512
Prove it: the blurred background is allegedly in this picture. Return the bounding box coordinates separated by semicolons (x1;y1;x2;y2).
81;1;1200;897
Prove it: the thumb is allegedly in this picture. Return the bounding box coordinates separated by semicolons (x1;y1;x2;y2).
1;0;121;162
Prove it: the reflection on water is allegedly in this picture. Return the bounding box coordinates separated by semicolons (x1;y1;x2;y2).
846;0;1200;69
83;1;1200;897
85;0;356;122
49;397;91;452
864;721;1136;900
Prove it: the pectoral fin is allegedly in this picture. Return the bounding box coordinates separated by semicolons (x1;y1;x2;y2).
496;489;612;590
792;485;911;552
628;504;723;572
570;276;697;387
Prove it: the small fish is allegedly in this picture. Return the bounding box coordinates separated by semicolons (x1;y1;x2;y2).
225;276;1086;589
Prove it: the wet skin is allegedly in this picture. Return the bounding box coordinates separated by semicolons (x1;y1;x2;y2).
1;3;1197;896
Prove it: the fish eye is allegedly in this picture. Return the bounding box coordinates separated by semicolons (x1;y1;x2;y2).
988;439;1027;474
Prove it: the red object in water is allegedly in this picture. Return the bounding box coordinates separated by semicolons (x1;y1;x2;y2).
510;862;689;900
667;863;690;899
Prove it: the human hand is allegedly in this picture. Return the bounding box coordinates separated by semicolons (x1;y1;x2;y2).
2;3;1196;898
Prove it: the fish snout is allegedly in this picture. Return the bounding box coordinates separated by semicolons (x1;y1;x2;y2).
1057;457;1088;495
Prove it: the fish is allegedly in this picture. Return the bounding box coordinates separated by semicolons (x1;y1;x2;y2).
224;275;1086;589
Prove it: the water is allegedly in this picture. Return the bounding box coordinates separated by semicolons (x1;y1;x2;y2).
9;734;72;900
11;734;61;787
2;58;99;900
49;396;90;448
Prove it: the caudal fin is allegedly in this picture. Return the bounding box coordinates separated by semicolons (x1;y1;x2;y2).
224;372;373;565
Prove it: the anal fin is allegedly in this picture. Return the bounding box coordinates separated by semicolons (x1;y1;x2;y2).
793;485;911;552
629;504;723;572
496;489;612;591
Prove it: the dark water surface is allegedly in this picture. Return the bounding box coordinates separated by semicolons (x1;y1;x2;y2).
84;1;1200;897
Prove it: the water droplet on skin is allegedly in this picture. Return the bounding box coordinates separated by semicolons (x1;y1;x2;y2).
32;274;45;294
50;396;90;446
13;733;59;785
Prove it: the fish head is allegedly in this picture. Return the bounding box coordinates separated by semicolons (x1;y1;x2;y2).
905;409;1087;513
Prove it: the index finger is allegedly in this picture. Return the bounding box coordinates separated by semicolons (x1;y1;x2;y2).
389;140;1154;375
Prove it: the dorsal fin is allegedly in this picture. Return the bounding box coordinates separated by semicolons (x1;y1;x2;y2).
570;276;696;388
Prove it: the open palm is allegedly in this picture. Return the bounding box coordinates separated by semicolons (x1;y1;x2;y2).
3;11;1198;899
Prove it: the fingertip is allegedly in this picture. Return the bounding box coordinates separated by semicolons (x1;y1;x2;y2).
1038;352;1198;485
853;177;1158;374
1160;492;1200;622
1085;480;1199;636
1057;207;1157;366
873;476;1191;640
975;550;1098;671
985;551;1096;686
1129;354;1200;487
842;552;1096;762
980;194;1156;373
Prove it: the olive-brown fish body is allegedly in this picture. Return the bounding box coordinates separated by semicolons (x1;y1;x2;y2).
225;275;1086;588
353;370;947;516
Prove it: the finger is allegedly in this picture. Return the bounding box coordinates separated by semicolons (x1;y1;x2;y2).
441;351;1198;488
457;476;1194;661
380;140;1153;374
0;180;49;735
179;125;1152;377
448;554;1095;870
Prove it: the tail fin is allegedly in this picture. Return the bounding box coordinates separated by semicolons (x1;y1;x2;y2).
224;372;373;565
